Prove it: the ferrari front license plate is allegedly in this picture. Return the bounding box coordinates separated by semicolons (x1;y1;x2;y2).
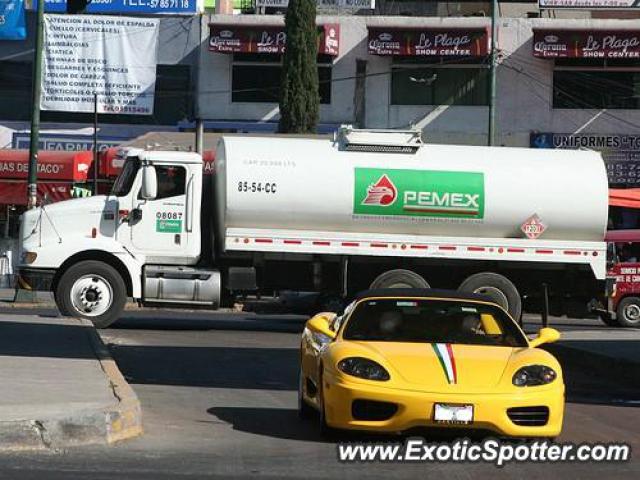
433;404;473;424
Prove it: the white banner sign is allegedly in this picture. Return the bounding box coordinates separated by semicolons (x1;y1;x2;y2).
539;0;640;8
41;14;159;115
256;0;375;8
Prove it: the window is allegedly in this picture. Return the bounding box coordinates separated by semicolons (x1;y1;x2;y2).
391;58;488;106
154;166;186;200
553;59;640;110
231;53;332;104
0;61;32;121
111;158;140;197
0;62;191;124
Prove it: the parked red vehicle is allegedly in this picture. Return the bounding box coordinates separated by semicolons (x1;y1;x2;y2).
590;229;640;327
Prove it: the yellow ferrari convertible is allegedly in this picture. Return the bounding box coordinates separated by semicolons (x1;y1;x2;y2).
299;289;564;438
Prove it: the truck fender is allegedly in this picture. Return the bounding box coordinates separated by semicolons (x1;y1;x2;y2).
54;250;143;299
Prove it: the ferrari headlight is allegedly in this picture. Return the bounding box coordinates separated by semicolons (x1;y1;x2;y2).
512;365;557;387
338;357;390;381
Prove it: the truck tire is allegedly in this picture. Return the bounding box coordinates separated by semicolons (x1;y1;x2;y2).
615;297;640;328
56;261;126;329
458;272;522;321
369;269;430;290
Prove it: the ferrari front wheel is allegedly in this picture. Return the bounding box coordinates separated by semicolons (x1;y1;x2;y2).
298;368;314;419
318;371;338;438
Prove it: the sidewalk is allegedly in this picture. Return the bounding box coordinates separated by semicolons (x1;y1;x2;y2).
0;313;142;450
0;288;55;304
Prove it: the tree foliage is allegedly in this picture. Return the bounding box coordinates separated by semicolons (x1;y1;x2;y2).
278;0;319;133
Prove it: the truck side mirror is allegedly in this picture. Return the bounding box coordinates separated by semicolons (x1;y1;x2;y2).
141;164;157;200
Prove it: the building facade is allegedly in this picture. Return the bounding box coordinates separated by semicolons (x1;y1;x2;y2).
199;3;640;188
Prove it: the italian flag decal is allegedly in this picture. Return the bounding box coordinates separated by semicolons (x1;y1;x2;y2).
432;343;458;384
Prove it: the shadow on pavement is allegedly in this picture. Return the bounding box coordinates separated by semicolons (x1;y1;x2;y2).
111;313;308;334
109;345;299;390
208;407;495;444
0;319;107;360
545;343;640;407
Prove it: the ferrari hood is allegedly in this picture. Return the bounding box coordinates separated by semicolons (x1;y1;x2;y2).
355;342;515;390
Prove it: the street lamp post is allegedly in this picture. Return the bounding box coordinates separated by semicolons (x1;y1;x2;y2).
488;0;498;147
27;0;46;208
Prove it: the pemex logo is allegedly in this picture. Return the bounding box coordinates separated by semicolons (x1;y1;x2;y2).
361;174;397;207
354;167;485;220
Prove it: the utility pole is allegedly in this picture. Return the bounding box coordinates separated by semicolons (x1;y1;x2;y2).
93;93;99;195
487;0;498;146
27;0;46;208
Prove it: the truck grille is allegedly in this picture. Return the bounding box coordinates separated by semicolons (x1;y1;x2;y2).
507;406;550;426
351;400;398;421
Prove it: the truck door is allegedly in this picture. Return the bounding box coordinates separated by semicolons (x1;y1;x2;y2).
131;164;188;255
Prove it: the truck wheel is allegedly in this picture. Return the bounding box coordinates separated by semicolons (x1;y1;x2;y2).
56;261;126;329
615;297;640;328
369;269;429;290
458;272;522;321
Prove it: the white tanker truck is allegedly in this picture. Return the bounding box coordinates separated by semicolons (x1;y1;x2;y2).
17;127;609;327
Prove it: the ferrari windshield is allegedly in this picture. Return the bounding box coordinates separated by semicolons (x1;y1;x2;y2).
343;298;527;347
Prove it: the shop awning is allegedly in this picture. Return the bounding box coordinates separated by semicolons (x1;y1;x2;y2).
0;181;73;205
367;27;489;57
532;29;640;59
0;150;93;182
610;188;640;209
209;23;340;56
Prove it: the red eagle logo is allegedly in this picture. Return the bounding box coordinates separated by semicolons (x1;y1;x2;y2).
362;174;397;206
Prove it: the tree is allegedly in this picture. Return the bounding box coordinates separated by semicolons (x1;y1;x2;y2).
278;0;319;134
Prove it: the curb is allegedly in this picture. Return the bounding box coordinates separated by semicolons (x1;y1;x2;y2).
0;318;143;450
82;318;144;445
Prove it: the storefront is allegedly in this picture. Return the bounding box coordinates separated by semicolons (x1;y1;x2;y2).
0;150;94;237
367;26;490;107
532;29;640;110
208;22;340;104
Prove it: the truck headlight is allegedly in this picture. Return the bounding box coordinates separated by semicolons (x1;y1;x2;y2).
21;251;37;264
338;357;390;381
512;365;557;387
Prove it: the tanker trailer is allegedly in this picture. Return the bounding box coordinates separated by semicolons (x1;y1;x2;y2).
18;126;608;327
214;127;608;321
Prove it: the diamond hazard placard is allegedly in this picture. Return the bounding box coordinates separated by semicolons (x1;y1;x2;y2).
521;214;547;239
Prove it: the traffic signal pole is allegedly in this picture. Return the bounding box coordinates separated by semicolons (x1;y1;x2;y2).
27;0;46;208
487;0;498;147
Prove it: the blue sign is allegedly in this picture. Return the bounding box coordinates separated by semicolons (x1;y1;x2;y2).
12;132;128;151
41;0;198;15
0;0;26;40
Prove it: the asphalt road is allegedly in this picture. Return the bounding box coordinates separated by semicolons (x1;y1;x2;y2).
0;307;639;479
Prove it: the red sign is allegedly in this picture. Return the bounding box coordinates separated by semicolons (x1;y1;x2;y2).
521;214;547;240
367;28;489;57
0;150;93;182
209;23;340;56
533;29;640;59
0;181;73;206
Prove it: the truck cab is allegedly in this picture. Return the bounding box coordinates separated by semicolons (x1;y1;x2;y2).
19;149;220;327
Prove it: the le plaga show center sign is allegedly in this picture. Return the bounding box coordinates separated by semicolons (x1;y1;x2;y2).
41;14;159;115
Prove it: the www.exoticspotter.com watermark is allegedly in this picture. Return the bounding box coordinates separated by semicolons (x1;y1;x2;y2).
337;438;631;466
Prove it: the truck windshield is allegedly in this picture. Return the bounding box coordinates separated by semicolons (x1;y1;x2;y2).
343;299;527;347
111;158;140;197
